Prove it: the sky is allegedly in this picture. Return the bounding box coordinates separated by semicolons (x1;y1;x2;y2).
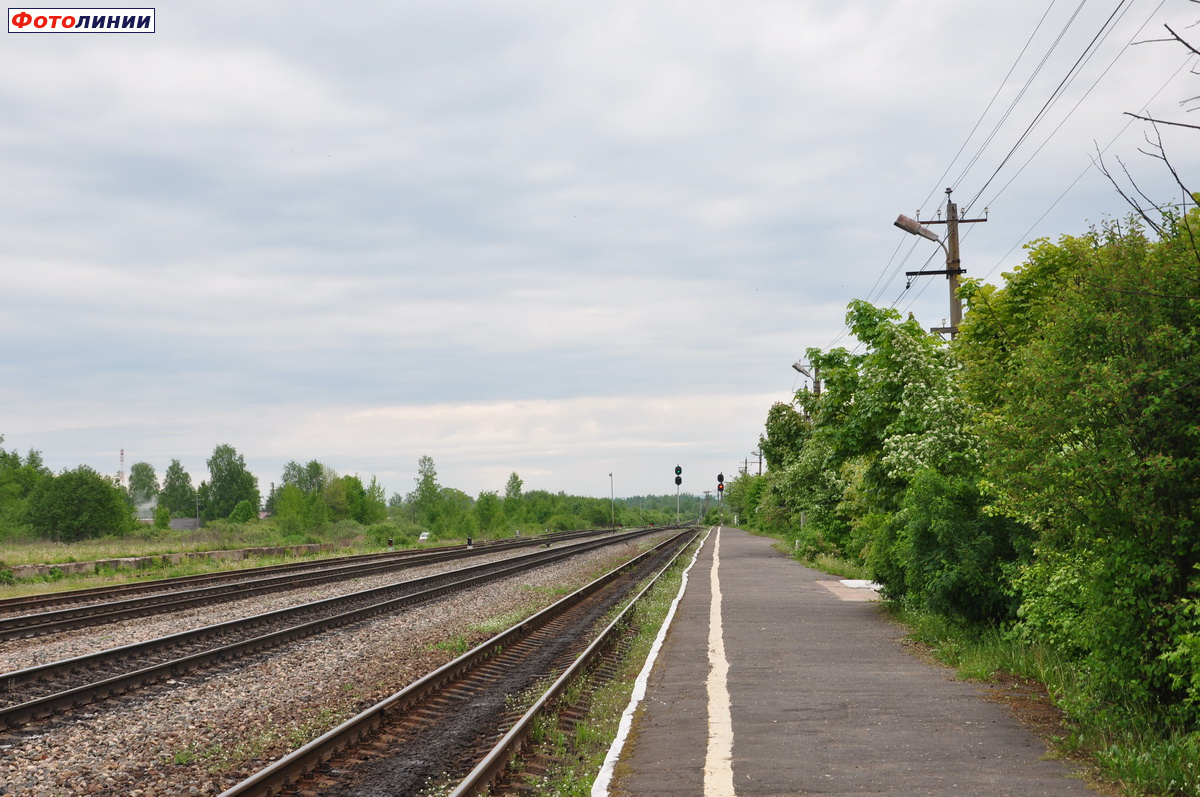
2;0;1198;501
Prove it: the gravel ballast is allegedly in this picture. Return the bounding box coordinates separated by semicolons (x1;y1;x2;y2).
0;536;666;796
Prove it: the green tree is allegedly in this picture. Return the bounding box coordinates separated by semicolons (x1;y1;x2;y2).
724;473;766;527
361;476;388;525
324;476;350;520
281;460;327;494
436;487;476;538
202;444;260;521
407;456;442;528
159;459;197;518
958;211;1200;720
759;402;810;470
0;437;51;534
229;499;257;523
503;471;523;518
127;462;159;506
273;484;328;535
28;466;132;542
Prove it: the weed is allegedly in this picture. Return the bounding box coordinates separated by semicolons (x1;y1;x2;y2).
433;635;471;655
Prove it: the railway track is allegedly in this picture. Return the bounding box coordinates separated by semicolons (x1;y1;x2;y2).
0;528;620;641
218;527;701;796
0;527;672;731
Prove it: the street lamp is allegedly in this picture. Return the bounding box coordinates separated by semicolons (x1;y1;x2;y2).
792;360;821;396
893;189;985;337
895;212;959;336
894;213;946;247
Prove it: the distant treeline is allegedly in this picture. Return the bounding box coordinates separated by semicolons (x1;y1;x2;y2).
0;442;706;546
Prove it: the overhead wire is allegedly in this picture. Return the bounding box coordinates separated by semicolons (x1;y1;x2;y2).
978;50;1197;284
914;0;1065;216
977;0;1170;212
861;235;912;305
964;0;1138;212
832;0;1086;352
900;0;1168;319
950;0;1090;196
822;0;1174;354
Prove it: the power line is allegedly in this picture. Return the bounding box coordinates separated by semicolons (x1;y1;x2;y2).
965;0;1138;212
844;0;1093;351
978;0;1169;211
979;51;1196;283
951;0;1089;197
917;0;1066;216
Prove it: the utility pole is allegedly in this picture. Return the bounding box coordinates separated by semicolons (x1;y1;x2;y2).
751;450;763;476
896;188;987;338
791;361;821;395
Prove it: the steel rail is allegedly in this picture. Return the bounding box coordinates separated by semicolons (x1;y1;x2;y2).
216;528;698;797
450;528;704;796
0;528;668;729
0;527;611;616
0;528;629;640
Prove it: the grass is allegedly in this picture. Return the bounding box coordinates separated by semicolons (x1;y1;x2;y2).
0;520;389;599
166;705;356;776
0;548;355;601
767;537;870;580
888;601;1200;797
0;524;331;565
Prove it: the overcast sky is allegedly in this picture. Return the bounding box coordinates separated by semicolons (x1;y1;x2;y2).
2;0;1197;501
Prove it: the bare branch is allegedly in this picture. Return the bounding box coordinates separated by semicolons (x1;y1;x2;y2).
1123;112;1200;131
1092;146;1164;235
1147;127;1196;205
1121;151;1167;218
1163;24;1200;56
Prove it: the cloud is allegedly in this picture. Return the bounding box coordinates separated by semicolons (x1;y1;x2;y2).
2;0;1197;500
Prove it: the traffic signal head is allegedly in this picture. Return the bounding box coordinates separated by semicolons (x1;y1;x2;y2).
675;476;682;486
717;472;724;485
675;465;682;476
718;482;724;492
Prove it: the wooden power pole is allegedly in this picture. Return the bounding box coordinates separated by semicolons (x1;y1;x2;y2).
901;188;987;338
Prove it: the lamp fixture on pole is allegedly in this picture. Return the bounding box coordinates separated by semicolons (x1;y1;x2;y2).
893;188;986;338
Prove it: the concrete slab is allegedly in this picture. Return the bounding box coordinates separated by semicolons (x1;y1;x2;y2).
606;527;1097;796
818;580;880;602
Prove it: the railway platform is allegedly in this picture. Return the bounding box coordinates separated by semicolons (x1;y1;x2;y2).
598;526;1097;796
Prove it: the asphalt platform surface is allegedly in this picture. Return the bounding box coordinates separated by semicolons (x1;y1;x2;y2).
606;526;1097;796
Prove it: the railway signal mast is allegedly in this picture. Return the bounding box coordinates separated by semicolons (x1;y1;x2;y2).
674;465;682;523
717;472;725;525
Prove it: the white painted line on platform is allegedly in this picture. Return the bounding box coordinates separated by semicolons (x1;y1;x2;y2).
704;527;736;796
591;528;710;796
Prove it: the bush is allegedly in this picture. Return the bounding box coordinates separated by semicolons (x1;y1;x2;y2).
870;470;1027;625
28;466;132;542
366;522;414;548
228;500;257;523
